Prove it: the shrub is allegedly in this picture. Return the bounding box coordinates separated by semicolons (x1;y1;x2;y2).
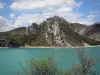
19;57;62;75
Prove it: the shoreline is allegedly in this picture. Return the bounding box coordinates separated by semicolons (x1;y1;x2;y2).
0;45;100;48
23;45;100;48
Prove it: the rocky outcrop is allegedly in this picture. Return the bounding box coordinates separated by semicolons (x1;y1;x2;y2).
45;17;72;47
28;23;39;34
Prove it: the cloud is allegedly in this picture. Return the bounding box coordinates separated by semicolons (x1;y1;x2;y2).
14;6;75;28
14;9;93;28
90;11;100;17
0;16;15;32
88;14;96;21
0;2;5;8
10;0;87;27
14;13;45;27
10;0;83;11
87;11;100;22
13;5;94;27
9;0;96;29
9;13;16;19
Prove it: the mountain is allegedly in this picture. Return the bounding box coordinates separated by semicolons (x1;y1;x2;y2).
83;23;100;41
70;23;87;35
38;16;85;47
7;23;39;39
0;16;100;47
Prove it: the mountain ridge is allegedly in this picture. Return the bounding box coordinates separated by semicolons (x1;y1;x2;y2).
0;16;100;47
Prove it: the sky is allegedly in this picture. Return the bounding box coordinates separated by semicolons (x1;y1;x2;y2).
0;0;100;32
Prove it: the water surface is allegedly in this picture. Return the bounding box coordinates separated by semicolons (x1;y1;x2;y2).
0;47;100;75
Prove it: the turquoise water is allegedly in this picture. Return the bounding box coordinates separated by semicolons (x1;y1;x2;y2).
0;47;100;75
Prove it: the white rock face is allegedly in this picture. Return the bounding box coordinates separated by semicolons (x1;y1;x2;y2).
45;20;72;47
74;27;86;35
83;42;90;47
79;28;86;35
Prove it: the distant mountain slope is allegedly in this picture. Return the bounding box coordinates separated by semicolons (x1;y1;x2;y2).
83;23;100;41
7;23;39;39
70;23;87;35
0;16;100;47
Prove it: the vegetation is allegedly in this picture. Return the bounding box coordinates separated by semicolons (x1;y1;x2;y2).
8;38;21;47
18;57;62;75
20;34;38;46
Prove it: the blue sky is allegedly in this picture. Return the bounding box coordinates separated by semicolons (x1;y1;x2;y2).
0;0;100;32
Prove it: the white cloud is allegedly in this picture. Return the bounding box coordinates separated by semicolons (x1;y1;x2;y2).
87;11;100;23
10;0;83;11
0;2;5;8
9;13;16;19
9;0;96;28
10;0;85;27
89;11;100;18
0;16;15;32
14;9;94;28
14;13;46;27
14;6;75;28
0;0;97;32
14;4;94;27
88;14;96;21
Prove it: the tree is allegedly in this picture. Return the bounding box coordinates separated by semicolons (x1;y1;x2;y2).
72;48;100;75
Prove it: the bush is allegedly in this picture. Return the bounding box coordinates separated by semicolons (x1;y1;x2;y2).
19;57;62;75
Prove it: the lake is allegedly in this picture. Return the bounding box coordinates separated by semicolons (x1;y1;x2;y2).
0;47;100;75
